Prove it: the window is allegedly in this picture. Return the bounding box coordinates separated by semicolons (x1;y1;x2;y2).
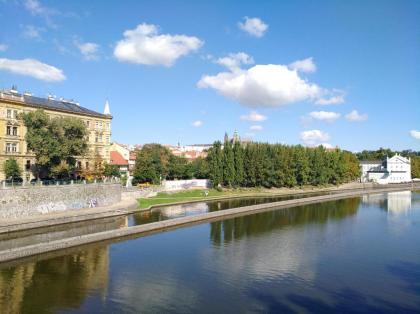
85;162;89;169
106;136;109;144
26;160;31;171
99;134;103;142
6;109;11;119
86;120;90;127
107;122;110;130
6;109;18;119
95;135;99;143
6;143;17;153
7;126;18;136
77;161;82;169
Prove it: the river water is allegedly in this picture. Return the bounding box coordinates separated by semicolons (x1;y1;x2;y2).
0;190;419;313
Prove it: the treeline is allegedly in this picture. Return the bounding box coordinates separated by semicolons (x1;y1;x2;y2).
356;148;420;178
132;142;361;187
132;144;208;185
206;140;360;188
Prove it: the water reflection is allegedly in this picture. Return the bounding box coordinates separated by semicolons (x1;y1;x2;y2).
0;247;109;314
132;192;328;225
210;198;360;245
362;191;413;214
0;192;419;313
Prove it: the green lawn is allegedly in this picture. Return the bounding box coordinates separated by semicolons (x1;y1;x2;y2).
137;188;267;209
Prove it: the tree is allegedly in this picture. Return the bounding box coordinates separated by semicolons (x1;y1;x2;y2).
223;139;235;186
21;109;88;178
207;141;223;187
412;156;420;179
3;158;21;179
104;163;121;178
132;144;172;184
233;141;244;186
191;157;209;179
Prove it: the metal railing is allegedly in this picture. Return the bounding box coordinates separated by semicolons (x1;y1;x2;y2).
1;177;122;189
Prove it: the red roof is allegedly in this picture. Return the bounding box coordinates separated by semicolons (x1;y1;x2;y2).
110;151;128;166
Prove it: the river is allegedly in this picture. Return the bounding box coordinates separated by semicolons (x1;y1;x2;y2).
0;190;419;313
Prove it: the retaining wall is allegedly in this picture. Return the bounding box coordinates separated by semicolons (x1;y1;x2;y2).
0;183;121;219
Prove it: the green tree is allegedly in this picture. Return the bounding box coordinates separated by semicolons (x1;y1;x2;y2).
223;139;235;186
233;141;244;186
3;158;21;179
21;109;88;177
190;157;209;179
133;148;158;184
207;141;223;187
104;163;121;178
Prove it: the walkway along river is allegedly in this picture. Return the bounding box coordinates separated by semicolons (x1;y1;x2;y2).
0;184;417;263
0;189;419;313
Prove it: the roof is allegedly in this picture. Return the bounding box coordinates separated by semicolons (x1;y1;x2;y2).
0;90;111;119
110;151;128;166
360;160;383;164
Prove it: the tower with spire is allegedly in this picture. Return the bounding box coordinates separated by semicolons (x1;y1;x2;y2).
103;99;111;115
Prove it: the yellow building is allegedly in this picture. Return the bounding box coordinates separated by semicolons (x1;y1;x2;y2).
0;88;112;181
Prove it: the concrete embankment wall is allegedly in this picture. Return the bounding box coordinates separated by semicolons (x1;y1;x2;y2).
0;183;121;219
0;184;417;263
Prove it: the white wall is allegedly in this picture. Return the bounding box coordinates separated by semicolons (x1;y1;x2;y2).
162;179;210;191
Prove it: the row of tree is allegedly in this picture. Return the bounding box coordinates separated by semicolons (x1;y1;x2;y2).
206;140;360;188
132;141;361;187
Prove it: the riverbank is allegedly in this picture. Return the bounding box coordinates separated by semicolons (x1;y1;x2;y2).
0;183;418;263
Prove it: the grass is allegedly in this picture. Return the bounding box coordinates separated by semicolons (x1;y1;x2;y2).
137;188;270;209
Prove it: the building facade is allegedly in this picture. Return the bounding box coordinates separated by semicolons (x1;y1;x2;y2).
0;88;112;181
360;154;411;184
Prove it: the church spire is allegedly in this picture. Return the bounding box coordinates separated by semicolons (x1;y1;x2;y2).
104;99;111;115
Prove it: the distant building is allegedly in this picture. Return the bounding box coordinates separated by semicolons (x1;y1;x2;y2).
0;88;112;181
109;151;128;176
360;154;411;184
166;144;209;160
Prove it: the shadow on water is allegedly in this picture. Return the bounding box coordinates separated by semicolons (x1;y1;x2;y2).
250;285;420;314
387;261;420;295
210;197;360;245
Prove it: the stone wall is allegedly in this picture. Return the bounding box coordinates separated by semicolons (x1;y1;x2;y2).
0;183;121;219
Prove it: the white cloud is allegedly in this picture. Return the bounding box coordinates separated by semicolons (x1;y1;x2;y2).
308;111;340;122
289;57;316;73
345;110;368;122
238;17;268;38
192;120;203;127
114;23;203;67
300;129;330;146
216;52;254;71
198;55;322;107
0;44;7;52
24;0;59;27
75;41;100;60
410;130;420;139
22;25;44;39
250;125;263;131
320;143;334;149
315;95;345;105
0;58;65;81
240;110;267;122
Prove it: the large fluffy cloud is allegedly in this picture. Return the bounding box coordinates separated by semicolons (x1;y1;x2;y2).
0;58;65;81
198;55;323;107
238;17;268;38
410;130;420;139
300;129;330;146
309;111;340;122
114;23;203;67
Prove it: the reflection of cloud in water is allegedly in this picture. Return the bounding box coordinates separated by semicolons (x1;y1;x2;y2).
110;272;198;313
201;227;319;287
152;202;209;219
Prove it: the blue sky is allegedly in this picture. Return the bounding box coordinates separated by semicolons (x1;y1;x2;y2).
0;0;419;151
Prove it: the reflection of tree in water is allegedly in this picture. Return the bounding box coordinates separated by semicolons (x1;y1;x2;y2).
210;198;360;245
0;246;109;314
